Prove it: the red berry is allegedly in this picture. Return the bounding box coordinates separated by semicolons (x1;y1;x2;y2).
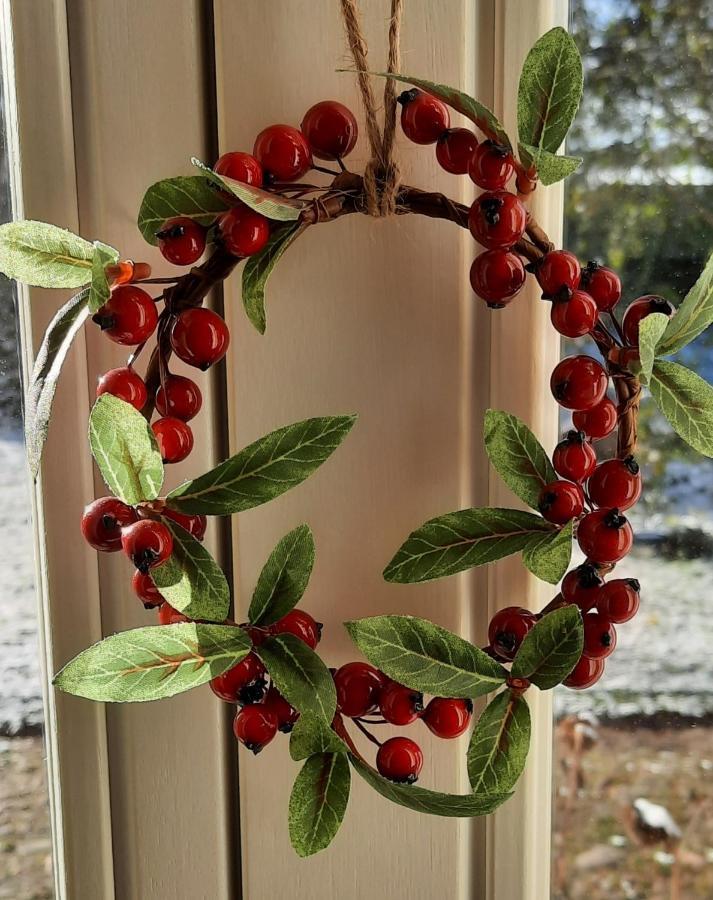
214;151;263;186
152;417;194;464
300;100;358;160
378;682;423;726
131;570;164;608
376;736;423;784
550;289;598;338
468;140;515;190
572;398;618;440
157;603;189;625
263;685;299;732
561;563;604;612
588;457;642;511
422;697;473;739
233;704;278;754
170;308;230;370
487;606;536;661
553;431;597;482
96;367;147;410
597;578;640;624
253;124;312;182
536;250;581;298
157;217;206;266
155;374;202;421
538;480;585;525
564;655;605;690
93;285;158;345
121;519;173;572
162;508;207;541
334;662;385;717
211;652;267;704
271;610;322;649
579;263;621;312
468;190;527;250
470;250;526;308
219;205;270;257
436;128;478;175
621;295;676;346
550;356;608;411
398;89;450;144
577;508;633;564
81;497;138;552
583;612;617;660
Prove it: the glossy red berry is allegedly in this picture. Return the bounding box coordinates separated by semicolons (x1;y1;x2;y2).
157;603;189;625
588;457;642;511
561;563;604;613
577;508;633;564
271;610;322;649
550;356;608;411
564;655;605;690
334;662;385;717
597;578;640;623
436;128;478;175
170;308;230;370
211;652;267;704
233;705;278;754
398;89;450;144
81;497;138;552
487;606;537;661
96;367;147;411
422;697;473;739
470;250;526;308
214;151;263;186
572;398;618;440
536;250;581;298
301;100;358;160
131;570;164;609
93;285;158;345
162;508;207;541
152;417;194;464
155;374;202;421
579;262;621;311
621;295;676;346
468;140;515;190
253;124;312;182
538;480;585;525
378;682;423;726
583;613;617;660
157;217;206;266
553;431;597;482
376;736;424;784
121;519;173;573
550;288;598;338
469;190;527;250
263;685;300;733
219;205;270;257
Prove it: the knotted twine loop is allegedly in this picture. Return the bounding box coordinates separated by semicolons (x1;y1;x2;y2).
340;0;403;216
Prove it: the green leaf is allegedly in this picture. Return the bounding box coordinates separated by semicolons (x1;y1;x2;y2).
638;312;670;385
53;622;251;702
0;220;95;288
290;713;348;762
483;409;555;509
191;158;304;222
656;249;713;356
248;524;315;626
151;519;230;622
25;288;90;477
256;634;337;722
350;756;512;817
137;175;230;246
517;143;582;185
242;222;307;334
167;415;356;515
467;690;531;794
649;360;713;458
88;394;164;504
88;241;120;313
288;753;351;857
345;615;507;699
383;507;555;584
517;26;583;160
510;605;583;690
522;520;573;585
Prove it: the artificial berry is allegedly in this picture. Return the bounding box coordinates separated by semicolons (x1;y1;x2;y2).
588;457;642;511
157;217;206;266
468;190;527;250
271;610;322;649
487;606;537;661
92;285;158;345
621;295;676;346
131;570;164;609
468;140;515;190
564;655;605;690
263;685;300;733
538;480;585;525
597;578;640;623
80;497;138;552
577;508;633;564
550;288;598;338
552;430;597;482
436;128;478;175
470;249;526;308
170;308;230;370
162;508;207;541
253;124;312;182
550;355;608;411
572;398;618;440
234;705;278;754
96;367;147;411
121;519;173;573
422;697;473;739
210;652;267;704
214;151;263;186
561;563;604;613
579;262;621;311
155;374;202;421
536;250;581;298
157;603;189;625
583;613;617;660
376;736;423;784
334;662;385;717
152;417;194;464
300;100;358;160
379;682;423;726
398;88;450;145
219;205;270;257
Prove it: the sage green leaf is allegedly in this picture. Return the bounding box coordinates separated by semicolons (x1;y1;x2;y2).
290;713;348;762
0;220;94;288
88;394;164;504
191;158;303;222
649;360;713;457
151;520;230;622
88;241;120;313
484;409;555;509
248;524;315;626
350;756;512;817
289;752;351;857
517;143;582;185
511;605;583;690
53;622;251;702
638;312;670;385
656;249;713;355
517;26;583;159
137;175;230;245
242;222;307;333
344;615;507;699
167;415;356;515
25;288;90;477
256;634;337;722
383;507;555;584
522;520;573;585
467;690;531;794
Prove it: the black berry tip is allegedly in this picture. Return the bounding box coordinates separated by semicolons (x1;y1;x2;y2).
92;313;115;331
627;578;641;592
604;508;627;529
245;742;264;755
578;562;604;589
278;722;295;734
623;455;640;475
397;88;420;106
495;630;517;654
412;692;425;714
553;285;573;303
566;429;587;445
487;302;507;310
464;698;474;714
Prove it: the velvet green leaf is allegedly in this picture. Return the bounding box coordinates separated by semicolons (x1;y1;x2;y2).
288;753;351;857
517;143;582;184
484;409;555;509
256;634;337;722
289;713;348;762
638;312;670;385
88;241;120;313
510;605;583;690
0;220;95;288
192;158;303;221
137;175;230;245
242;222;307;334
467;690;531;795
656;249;713;355
649;360;713;457
248;524;315;626
522;520;573;585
